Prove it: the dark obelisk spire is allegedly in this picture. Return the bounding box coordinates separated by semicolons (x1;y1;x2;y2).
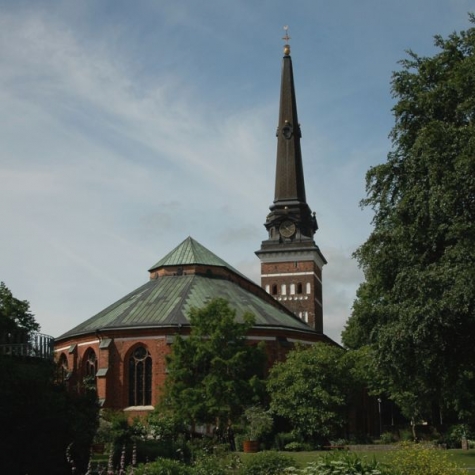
259;31;320;245
274;38;307;206
256;29;326;333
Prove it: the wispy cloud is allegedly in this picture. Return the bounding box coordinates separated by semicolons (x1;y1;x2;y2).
0;2;470;341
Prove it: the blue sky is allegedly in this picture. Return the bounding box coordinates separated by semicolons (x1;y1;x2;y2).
0;0;472;343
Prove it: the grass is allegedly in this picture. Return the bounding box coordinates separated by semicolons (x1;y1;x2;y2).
92;446;475;471
240;448;475;470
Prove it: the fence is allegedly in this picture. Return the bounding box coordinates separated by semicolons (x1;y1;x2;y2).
0;331;54;360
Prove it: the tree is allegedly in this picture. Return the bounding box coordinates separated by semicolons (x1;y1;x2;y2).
0;285;98;475
160;298;267;426
342;16;475;426
267;342;358;442
0;281;39;336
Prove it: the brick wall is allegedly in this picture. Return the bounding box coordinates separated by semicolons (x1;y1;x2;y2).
54;327;325;413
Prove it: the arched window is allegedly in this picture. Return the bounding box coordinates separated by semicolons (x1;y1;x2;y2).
281;284;287;295
83;349;97;389
306;282;311;294
128;346;152;406
84;349;97;378
271;284;278;295
297;283;303;294
58;353;69;382
265;284;270;294
290;284;296;295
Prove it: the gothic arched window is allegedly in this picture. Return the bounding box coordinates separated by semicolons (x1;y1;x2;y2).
83;348;97;388
58;353;69;382
84;349;97;377
128;346;152;406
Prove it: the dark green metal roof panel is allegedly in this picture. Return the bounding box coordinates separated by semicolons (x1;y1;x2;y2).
148;237;247;279
58;273;312;340
150;237;226;269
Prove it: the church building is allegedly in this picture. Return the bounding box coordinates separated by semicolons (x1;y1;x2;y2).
54;40;336;418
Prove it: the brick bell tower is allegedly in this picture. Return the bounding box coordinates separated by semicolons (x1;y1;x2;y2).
255;35;327;332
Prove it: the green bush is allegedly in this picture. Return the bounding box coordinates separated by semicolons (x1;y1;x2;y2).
439;424;473;449
284;441;312;452
134;439;178;464
239;450;296;475
388;442;468;475
273;432;296;450
284;452;391;474
135;458;192;475
380;431;397;444
191;453;241;475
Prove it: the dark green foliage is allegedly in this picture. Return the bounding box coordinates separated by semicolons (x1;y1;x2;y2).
0;284;99;474
267;343;360;442
0;281;39;339
137;410;191;463
135;457;192;475
273;432;299;451
147;408;189;441
342;15;475;424
299;452;392;475
191;453;241;475
239;450;296;475
134;439;167;464
0;356;99;475
161;298;267;426
283;441;312;452
438;423;473;448
242;405;273;441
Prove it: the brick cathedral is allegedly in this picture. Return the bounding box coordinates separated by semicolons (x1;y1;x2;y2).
54;41;337;418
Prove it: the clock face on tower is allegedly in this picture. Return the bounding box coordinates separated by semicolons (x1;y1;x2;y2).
279;220;296;238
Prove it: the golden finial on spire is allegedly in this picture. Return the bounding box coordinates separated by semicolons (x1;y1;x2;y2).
282;25;291;55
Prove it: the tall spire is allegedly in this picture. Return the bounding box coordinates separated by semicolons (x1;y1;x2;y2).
256;30;326;333
274;30;307;207
262;30;319;244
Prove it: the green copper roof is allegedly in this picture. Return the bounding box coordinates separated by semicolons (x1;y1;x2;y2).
57;237;317;340
57;273;313;340
148;236;246;278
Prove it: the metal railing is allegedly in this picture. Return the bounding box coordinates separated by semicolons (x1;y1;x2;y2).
0;331;55;360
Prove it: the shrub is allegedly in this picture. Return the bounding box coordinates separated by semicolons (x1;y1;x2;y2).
134;439;177;464
191;453;241;475
284;441;312;452
135;458;192;475
243;406;273;441
273;432;296;451
388;442;468;475
440;424;473;449
380;432;397;444
284;452;392;474
239;450;296;475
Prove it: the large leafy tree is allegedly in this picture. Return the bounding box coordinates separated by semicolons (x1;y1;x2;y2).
0;282;39;336
267;343;358;442
160;298;267;426
342;16;475;425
